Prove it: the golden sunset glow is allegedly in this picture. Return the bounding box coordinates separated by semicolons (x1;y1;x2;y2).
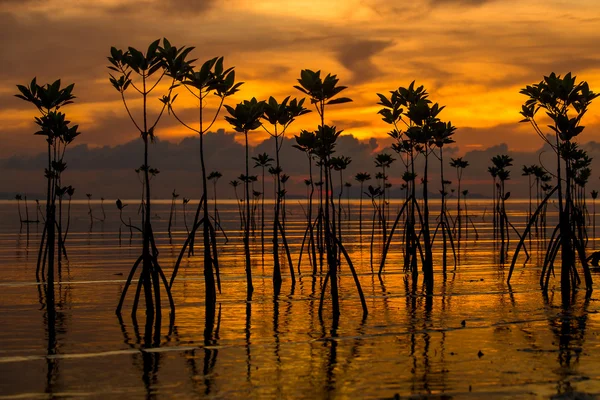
2;0;600;157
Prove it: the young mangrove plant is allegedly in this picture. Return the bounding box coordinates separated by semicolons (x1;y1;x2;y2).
207;171;227;241
251;186;261;235
522;165;537;245
571;149;592;239
281;173;290;227
164;51;241;311
490;154;513;264
431;122;457;273
225;98;266;300
355;172;372;239
116;199;137;245
182;197;190;235
16;78;80;309
450;157;468;253
374;153;395;243
168;189;179;238
63;185;75;245
35;199;44;223
86;193;94;226
331;156;352;249
510;72;596;304
344;182;352;221
462;190;479;240
252;153;273;258
261;96;309;292
108;39;185;319
15;194;23;225
377;82;453;292
366;185;384;271
230;179;244;229
295;69;367;320
294;130;319;275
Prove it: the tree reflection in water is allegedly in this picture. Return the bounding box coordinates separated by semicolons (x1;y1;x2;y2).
544;291;589;397
41;279;71;397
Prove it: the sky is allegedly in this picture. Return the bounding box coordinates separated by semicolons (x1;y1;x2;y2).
1;0;600;197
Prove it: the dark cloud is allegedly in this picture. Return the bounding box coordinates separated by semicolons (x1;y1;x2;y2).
0;130;381;198
334;38;393;84
4;127;600;200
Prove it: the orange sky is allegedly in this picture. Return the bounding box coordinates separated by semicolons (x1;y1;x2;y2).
2;0;600;157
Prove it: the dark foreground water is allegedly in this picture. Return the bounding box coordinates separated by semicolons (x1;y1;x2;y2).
1;198;600;399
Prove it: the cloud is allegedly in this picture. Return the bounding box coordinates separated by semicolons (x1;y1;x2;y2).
2;0;600;169
334;38;394;84
4;126;600;201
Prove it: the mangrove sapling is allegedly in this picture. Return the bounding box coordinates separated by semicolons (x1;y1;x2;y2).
449;157;469;252
331;156;352;252
207;171;228;242
281;174;290;228
377;82;452;291
163;53;242;308
230;180;244;229
246;175;259;234
490;155;513;263
54;186;70;264
344;182;352;222
86;193;94;226
16;78;80;307
252;153;273;258
354;172;371;239
182;197;190;235
225;98;266;300
571;151;592;231
374;153;395;243
116;199;137;245
462;190;479;240
35;199;44;223
168;189;179;238
377;86;421;280
366;185;384;271
261;97;310;290
16;194;30;245
270;166;282;199
487;166;498;240
569;148;592;248
15;194;23;225
297;179;313;273
295;69;367;319
63;185;75;246
25;196;38;224
314;125;368;318
252;189;261;236
293;131;319;275
511;73;597;304
108;39;187;319
135;167;145;215
522;165;536;244
207;172;222;225
431;122;457;273
375;172;387;237
530;165;543;237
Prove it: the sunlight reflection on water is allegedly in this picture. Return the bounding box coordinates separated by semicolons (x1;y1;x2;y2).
0;199;599;399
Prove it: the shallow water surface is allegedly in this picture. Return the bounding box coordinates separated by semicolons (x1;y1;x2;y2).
1;199;599;399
